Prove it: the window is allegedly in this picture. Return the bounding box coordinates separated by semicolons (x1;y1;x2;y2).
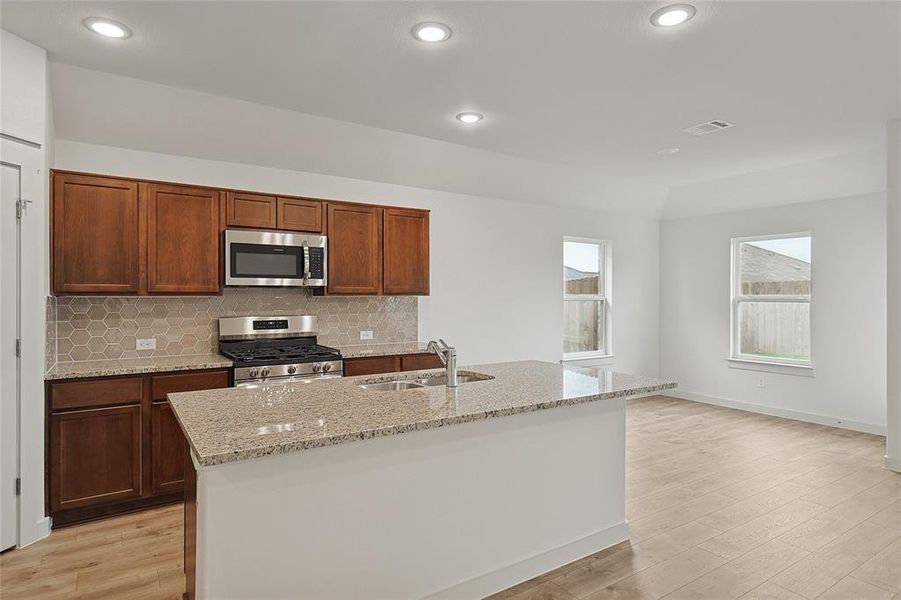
731;234;812;367
563;238;611;359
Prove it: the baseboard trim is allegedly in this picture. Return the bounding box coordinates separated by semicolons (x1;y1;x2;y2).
424;521;630;600
885;455;901;473
665;389;886;436
18;516;52;549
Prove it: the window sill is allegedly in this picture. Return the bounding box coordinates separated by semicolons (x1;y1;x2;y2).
727;357;815;377
562;354;615;365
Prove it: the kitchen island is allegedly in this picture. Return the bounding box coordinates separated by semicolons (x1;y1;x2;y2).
170;360;676;599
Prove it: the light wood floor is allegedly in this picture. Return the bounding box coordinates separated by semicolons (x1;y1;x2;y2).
2;395;899;599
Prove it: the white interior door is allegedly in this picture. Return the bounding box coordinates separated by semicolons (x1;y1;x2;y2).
0;160;21;551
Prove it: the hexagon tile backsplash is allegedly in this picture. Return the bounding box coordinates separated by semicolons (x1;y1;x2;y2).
48;288;418;364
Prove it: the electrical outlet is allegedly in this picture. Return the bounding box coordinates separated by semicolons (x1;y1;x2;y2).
756;377;766;389
136;338;156;351
359;330;373;341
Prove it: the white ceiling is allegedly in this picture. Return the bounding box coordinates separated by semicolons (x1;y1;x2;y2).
2;1;899;211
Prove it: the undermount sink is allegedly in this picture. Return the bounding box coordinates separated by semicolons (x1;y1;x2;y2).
415;374;490;386
359;380;425;391
358;371;495;391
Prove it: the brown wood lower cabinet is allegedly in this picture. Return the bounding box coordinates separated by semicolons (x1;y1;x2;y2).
46;367;230;527
343;352;443;376
151;401;187;495
49;404;143;513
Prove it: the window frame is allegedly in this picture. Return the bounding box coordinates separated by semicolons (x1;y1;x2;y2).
562;237;613;361
729;232;813;370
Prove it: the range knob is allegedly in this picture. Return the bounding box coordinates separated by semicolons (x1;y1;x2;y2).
322;363;333;372
313;364;323;373
249;368;260;378
287;365;297;375
261;367;271;378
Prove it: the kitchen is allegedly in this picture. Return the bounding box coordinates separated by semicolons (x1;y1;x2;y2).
1;2;900;600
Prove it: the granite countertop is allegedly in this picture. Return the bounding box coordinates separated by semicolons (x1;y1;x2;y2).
338;341;431;359
169;360;677;467
44;343;432;380
44;354;234;380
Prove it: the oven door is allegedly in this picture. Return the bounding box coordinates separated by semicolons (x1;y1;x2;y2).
225;230;327;287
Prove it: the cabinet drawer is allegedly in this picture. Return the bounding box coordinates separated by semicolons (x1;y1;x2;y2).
151;369;230;401
50;376;144;411
343;356;400;377
400;353;444;371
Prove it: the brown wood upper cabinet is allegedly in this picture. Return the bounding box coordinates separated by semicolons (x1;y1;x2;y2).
52;172;223;295
326;203;383;295
226;191;277;229
52;173;141;294
145;183;221;294
383;208;430;295
227;192;323;233
277;197;323;232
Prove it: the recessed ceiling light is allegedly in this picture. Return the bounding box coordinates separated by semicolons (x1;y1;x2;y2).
83;17;131;38
650;4;696;27
656;147;681;156
412;22;452;42
456;112;483;124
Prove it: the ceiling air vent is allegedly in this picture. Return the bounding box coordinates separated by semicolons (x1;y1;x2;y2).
681;120;735;136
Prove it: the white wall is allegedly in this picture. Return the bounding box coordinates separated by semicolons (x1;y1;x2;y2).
886;120;900;470
54;140;661;376
660;193;887;433
0;29;51;546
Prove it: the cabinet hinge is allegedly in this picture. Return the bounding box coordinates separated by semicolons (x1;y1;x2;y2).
15;339;21;358
15;478;21;496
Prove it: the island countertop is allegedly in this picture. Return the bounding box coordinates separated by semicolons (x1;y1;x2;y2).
169;360;676;467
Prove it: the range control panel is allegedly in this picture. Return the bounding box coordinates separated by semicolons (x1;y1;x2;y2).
252;319;290;331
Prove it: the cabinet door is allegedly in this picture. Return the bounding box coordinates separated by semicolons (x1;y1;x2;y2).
145;183;221;294
149;369;229;495
49;405;142;512
151;402;186;494
383;208;430;295
52;173;140;294
326;203;382;295
344;356;400;376
226;192;277;229
277;197;323;232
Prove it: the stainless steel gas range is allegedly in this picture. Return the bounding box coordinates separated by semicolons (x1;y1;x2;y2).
218;315;343;388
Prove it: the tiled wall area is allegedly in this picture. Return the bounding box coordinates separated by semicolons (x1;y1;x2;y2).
48;289;418;364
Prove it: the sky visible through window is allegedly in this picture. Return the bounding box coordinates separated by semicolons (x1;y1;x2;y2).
746;237;811;263
564;241;599;273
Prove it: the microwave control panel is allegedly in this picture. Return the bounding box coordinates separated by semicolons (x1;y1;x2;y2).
308;247;325;279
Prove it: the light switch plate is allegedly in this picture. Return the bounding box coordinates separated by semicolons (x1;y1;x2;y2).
359;331;373;341
136;338;156;350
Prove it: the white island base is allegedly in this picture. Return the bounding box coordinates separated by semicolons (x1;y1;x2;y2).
190;398;630;599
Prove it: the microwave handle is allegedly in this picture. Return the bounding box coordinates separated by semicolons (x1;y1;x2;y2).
303;244;312;284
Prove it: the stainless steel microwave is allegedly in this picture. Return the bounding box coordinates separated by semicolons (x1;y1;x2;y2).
225;230;327;287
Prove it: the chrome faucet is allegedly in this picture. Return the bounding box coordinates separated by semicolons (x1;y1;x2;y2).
427;339;457;387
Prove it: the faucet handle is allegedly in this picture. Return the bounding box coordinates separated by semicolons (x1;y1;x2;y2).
438;338;454;350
